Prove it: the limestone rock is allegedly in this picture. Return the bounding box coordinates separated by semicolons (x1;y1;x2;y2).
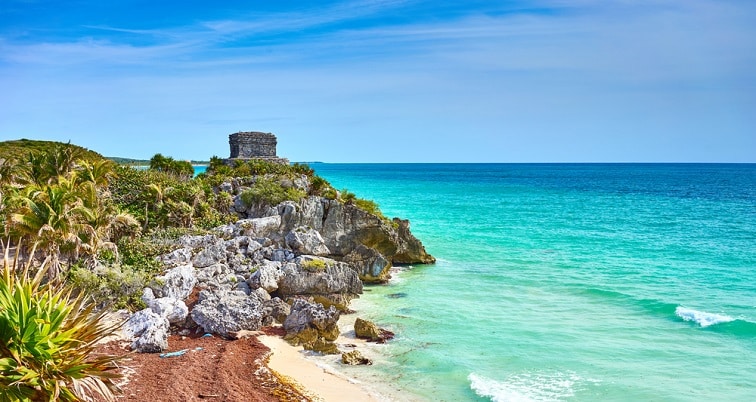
148;297;189;325
247;260;284;292
124;309;169;353
354;318;395;343
192;240;227;268
190;294;263;337
285;226;330;256
261;297;291;326
341;350;372;365
283;299;340;354
277;257;363;298
159;247;193;268
343;245;391;283
151;264;197;300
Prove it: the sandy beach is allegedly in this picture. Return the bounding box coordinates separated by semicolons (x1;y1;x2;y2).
259;335;381;402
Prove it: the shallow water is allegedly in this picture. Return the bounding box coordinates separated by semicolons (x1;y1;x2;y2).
312;163;756;402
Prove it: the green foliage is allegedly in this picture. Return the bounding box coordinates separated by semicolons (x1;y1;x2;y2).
0;246;122;401
0;139;103;166
239;178;306;207
68;264;148;311
291;162;315;176
149;153;194;179
116;236;172;275
301;259;327;272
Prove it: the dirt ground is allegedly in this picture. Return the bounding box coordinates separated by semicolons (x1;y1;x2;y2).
95;328;310;402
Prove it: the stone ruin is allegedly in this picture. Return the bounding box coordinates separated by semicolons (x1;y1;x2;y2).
227;131;289;165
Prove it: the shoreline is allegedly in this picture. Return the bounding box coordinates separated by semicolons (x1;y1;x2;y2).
259;334;382;402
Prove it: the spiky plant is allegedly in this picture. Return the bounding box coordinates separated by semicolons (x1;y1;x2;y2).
0;242;123;401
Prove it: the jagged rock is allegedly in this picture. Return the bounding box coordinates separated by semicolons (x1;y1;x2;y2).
190;294;263;337
141;287;155;304
196;262;228;284
261;297;291;326
151;264;197;300
273;197;435;264
219;181;233;194
247;260;285;292
283;299;340;354
148;297;189;324
354;318;395;343
192;240;227;268
341;350;372;365
234;216;282;238
277;257;363;298
124;309;169;353
159;247;193;268
285;226;330;256
343;245;391;283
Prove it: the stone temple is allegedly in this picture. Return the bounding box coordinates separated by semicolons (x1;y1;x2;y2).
227;131;289;165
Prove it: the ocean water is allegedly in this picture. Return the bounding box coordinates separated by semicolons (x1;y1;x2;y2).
310;164;756;402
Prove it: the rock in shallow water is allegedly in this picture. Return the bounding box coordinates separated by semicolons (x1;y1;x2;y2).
354;317;395;343
341;350;372;365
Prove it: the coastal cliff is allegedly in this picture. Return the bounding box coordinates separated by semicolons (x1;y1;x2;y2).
125;165;435;355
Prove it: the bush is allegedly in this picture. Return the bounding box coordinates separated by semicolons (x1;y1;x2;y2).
301;259;327;272
0;248;123;401
68;264;148;311
240;178;305;207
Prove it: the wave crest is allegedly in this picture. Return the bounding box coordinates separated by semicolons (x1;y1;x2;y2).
675;306;735;327
469;371;589;402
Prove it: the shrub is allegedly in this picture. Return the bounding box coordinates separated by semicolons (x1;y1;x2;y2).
240;178;305;207
0;246;123;401
68;264;148;311
301;259;327;272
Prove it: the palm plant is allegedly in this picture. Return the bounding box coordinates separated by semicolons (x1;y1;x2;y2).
8;183;90;281
0;242;123;401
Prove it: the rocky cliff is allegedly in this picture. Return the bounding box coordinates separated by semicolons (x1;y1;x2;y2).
124;170;434;354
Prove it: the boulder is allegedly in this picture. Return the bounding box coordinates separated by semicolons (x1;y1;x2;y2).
192;240;227;268
124;309;169;353
190;294;263;337
247;260;285;292
283;299;340;354
341;350;372;365
148;297;189;324
151;264;197;300
261;297;291;326
234;216;282;238
159;247;193;268
354;318;395;343
277;257;363;298
343;245;391;283
285;226;330;256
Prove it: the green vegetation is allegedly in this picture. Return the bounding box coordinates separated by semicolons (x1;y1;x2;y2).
0;244;122;401
239;178;306;208
301;259;327;272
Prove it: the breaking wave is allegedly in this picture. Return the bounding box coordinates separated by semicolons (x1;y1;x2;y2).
675;306;735;328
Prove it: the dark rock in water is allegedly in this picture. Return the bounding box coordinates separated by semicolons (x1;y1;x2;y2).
387;292;408;299
354;317;395;343
341;350;372;365
283;299;341;354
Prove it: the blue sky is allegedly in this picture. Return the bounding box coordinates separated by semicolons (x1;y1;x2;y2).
1;0;754;162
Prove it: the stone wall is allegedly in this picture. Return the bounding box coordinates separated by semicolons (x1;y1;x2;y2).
229;132;277;158
227;131;289;165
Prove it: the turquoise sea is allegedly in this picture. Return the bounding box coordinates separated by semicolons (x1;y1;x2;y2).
308;164;756;402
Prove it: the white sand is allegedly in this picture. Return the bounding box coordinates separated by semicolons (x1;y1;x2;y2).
259;335;381;402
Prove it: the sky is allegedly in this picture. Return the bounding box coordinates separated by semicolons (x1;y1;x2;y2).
1;0;754;162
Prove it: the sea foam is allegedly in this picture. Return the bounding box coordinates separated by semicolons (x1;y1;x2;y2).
469;371;585;402
675;306;735;327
